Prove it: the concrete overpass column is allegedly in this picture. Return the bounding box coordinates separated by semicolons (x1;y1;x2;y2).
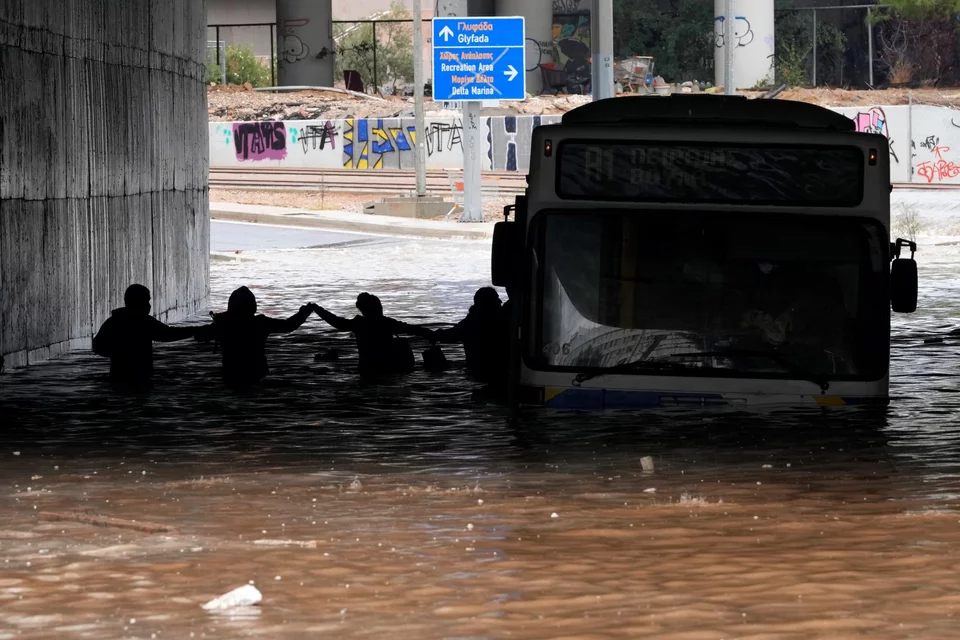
495;0;553;96
713;0;775;90
277;0;334;87
0;0;209;368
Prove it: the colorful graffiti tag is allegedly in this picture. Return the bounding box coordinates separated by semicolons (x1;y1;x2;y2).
342;119;417;169
209;106;960;185
289;121;338;154
916;139;960;183
232;121;287;161
850;106;899;164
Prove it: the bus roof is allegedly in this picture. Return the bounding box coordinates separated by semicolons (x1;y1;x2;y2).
561;95;855;132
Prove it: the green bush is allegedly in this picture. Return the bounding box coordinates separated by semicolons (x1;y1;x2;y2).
773;1;847;87
205;44;273;87
225;44;273;87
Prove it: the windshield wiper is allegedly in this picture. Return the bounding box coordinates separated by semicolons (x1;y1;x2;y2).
572;359;691;387
669;349;831;394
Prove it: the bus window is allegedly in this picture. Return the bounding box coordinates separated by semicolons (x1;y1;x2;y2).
532;211;887;381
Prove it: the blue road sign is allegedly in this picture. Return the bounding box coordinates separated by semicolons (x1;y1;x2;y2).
432;16;526;102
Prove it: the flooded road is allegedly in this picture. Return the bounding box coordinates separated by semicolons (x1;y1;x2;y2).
3;224;960;639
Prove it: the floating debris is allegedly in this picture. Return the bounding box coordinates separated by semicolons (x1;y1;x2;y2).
202;585;262;611
38;511;178;534
253;539;318;549
640;456;655;472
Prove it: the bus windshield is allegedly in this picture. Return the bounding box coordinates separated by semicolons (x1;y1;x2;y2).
531;211;888;381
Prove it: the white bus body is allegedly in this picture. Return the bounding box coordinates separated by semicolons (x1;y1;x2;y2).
493;96;918;411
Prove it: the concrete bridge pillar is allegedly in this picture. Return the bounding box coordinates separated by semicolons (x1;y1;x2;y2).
277;0;335;87
495;0;554;97
714;0;775;90
0;0;209;368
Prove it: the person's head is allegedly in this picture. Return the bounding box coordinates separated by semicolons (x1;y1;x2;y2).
473;287;502;310
228;286;257;316
124;284;151;315
356;292;383;318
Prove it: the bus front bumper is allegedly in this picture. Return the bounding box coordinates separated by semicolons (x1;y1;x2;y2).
518;386;890;410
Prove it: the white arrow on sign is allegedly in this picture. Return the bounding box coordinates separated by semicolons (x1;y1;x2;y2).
439;25;454;42
503;65;519;81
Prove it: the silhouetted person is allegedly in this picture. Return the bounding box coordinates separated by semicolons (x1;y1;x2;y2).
92;284;196;383
434;287;503;383
195;286;314;386
313;293;434;376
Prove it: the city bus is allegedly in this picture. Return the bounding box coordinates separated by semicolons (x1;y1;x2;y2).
492;95;919;411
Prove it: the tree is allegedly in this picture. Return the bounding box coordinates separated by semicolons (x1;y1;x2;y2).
205;45;273;87
613;0;714;82
334;0;414;93
774;1;847;87
872;0;960;84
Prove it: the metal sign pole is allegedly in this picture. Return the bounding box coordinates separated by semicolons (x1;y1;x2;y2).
812;8;817;87
462;101;483;222
413;0;427;198
724;0;735;95
867;6;874;87
432;16;526;222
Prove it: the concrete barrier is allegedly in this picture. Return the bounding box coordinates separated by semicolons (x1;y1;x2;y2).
210;105;960;185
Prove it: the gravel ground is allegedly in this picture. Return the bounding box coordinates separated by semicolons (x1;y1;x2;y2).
207;85;960;122
207;85;592;122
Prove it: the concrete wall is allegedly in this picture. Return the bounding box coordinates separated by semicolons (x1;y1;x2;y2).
1;0;210;368
210;105;960;183
832;105;960;184
210;115;563;172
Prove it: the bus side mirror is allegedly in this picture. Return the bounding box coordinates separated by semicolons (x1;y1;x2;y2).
492;221;516;287
891;238;918;314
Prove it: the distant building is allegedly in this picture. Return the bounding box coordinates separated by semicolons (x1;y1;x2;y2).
207;0;276;61
206;0;435;69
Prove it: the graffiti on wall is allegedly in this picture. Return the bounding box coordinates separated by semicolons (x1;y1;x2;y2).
424;121;463;156
289;121;339;154
552;14;591;74
850;106;899;164
486;115;560;171
280;18;310;65
233;121;287;161
714;16;754;49
553;0;584;12
209;106;960;184
342;118;418;169
915;136;960;183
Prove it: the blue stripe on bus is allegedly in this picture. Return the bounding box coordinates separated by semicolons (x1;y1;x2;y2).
543;389;725;410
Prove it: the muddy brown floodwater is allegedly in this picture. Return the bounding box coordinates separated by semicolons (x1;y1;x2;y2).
3;233;960;639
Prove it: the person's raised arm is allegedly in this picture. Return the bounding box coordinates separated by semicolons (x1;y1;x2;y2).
384;317;435;342
434;315;469;344
262;304;314;335
314;305;357;332
148;317;197;343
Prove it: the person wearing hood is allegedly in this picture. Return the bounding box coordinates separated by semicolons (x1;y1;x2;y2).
313;293;434;376
195;286;315;385
92;284;197;383
433;287;504;383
